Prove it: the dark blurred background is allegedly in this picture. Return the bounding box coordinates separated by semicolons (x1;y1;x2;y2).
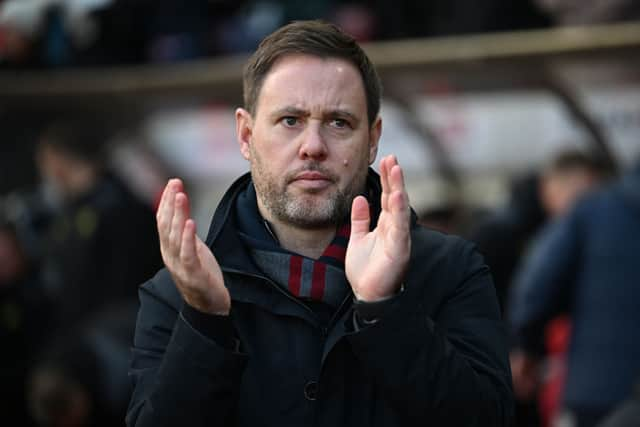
1;1;640;426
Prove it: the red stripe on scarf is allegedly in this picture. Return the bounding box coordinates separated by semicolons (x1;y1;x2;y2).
288;256;302;296
310;262;327;300
323;244;347;261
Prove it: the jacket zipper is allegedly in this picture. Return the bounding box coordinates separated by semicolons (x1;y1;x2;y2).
221;267;320;320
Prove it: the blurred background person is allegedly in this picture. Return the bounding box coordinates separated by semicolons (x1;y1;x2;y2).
6;115;165;427
509;157;640;427
509;149;611;427
470;148;609;315
34;116;162;335
469;148;609;427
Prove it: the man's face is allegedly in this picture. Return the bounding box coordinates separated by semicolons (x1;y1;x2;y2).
236;54;381;229
36;143;68;208
542;169;600;218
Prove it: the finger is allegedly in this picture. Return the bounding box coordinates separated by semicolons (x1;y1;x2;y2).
350;195;371;240
157;179;183;245
169;192;190;255
180;218;199;270
389;165;410;229
379;156;391;211
389;163;408;207
389;191;409;233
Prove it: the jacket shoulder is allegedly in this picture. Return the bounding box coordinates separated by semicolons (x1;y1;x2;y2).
411;226;481;268
408;226;490;299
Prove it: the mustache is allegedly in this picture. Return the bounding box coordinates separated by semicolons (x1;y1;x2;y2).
285;163;339;183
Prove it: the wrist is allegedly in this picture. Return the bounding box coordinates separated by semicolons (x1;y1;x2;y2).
354;283;404;303
184;293;231;316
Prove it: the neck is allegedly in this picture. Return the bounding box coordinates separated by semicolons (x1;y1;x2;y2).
268;219;336;260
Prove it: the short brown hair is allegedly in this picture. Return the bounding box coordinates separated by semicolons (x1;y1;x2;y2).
39;117;109;166
544;149;611;178
243;20;382;125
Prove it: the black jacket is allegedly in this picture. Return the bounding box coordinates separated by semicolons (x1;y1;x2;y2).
127;172;513;427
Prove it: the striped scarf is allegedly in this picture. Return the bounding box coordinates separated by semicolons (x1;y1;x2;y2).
235;184;351;308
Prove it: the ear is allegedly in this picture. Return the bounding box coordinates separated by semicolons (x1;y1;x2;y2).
236;108;253;161
368;116;382;165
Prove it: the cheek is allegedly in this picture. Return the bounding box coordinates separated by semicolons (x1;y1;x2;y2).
341;150;370;181
351;144;373;167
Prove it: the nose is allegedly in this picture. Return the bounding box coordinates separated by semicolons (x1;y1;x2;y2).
298;122;328;160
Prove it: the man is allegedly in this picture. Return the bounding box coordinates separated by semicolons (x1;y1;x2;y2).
509;158;640;427
508;149;608;427
127;20;513;427
35;117;162;331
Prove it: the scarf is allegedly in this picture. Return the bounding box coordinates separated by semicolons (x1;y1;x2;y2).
235;184;351;308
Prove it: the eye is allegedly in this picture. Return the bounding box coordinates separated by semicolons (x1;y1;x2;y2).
330;118;350;129
281;116;299;127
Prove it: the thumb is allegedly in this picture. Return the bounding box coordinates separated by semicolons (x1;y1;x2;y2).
350;195;370;240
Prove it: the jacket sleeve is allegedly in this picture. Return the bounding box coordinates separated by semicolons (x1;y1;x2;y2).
126;270;248;427
346;238;514;426
508;210;580;356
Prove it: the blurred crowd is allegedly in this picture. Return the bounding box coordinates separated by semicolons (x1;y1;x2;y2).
1;0;639;69
1;116;163;426
1;2;640;426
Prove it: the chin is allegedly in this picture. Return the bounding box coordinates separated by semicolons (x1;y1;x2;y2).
284;200;343;228
287;215;337;229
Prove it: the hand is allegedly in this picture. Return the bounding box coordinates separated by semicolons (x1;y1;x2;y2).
510;350;540;400
157;179;230;315
346;155;411;302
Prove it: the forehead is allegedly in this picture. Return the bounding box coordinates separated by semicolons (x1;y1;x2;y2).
255;54;367;115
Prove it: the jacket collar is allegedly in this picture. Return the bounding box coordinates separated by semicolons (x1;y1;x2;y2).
201;168;417;325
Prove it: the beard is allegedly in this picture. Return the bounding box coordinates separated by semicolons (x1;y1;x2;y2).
250;149;368;229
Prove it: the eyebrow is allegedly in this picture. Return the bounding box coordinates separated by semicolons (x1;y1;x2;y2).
270;106;360;124
325;109;359;124
270;106;308;120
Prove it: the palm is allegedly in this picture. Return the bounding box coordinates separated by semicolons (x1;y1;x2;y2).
346;156;411;301
157;178;230;314
195;237;225;297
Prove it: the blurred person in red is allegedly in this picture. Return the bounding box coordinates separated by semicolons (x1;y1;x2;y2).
511;150;610;427
35;116;162;334
469;149;609;427
509;155;640;427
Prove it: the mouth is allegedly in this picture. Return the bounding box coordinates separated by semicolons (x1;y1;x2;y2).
294;171;331;181
289;170;334;191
